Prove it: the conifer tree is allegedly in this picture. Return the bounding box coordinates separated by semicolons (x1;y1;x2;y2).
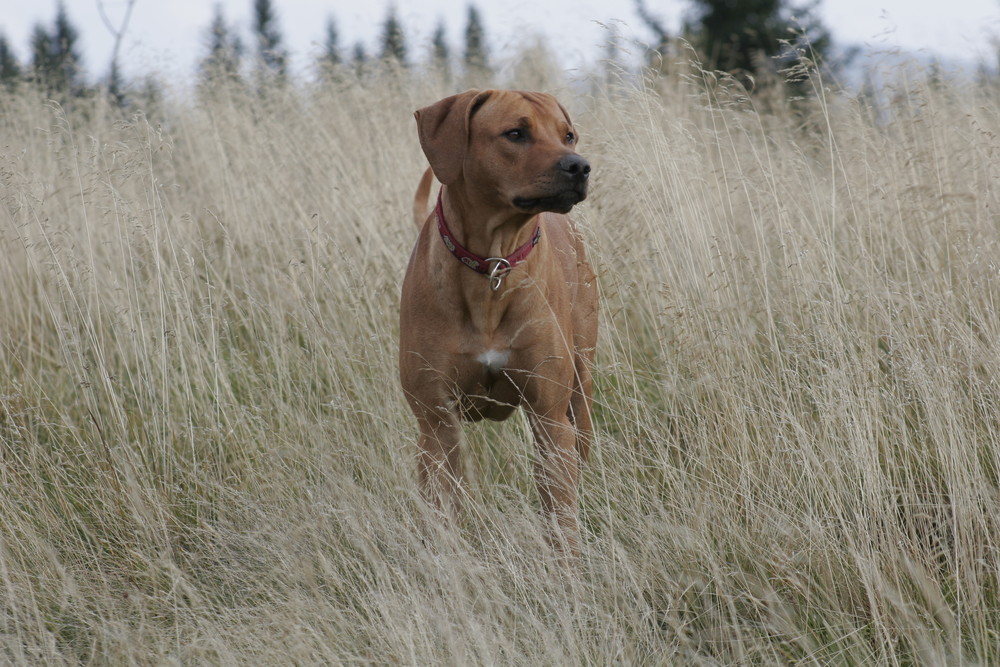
379;6;407;66
463;5;489;74
53;2;83;86
683;0;830;81
199;4;243;85
0;34;22;90
320;16;341;69
352;43;368;77
30;2;84;96
431;21;450;78
252;0;287;83
30;23;53;82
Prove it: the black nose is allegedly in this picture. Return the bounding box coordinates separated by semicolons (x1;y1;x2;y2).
558;154;591;180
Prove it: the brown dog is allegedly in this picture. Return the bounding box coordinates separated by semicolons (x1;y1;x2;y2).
399;90;598;558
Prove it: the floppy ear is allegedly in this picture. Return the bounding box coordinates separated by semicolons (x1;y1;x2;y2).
414;90;491;185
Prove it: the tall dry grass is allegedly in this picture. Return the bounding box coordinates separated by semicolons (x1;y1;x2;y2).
2;62;1000;663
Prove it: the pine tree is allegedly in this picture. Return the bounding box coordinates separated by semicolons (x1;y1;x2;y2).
379;6;407;66
252;0;287;83
30;23;53;82
30;2;85;96
463;5;489;74
53;2;83;90
0;34;22;90
352;43;368;77
199;4;243;85
683;0;830;83
320;16;341;68
431;20;450;78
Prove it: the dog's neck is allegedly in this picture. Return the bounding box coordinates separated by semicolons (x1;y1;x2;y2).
440;184;540;260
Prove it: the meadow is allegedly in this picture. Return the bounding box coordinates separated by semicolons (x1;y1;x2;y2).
2;59;1000;663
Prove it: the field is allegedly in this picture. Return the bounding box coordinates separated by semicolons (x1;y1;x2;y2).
2;62;1000;664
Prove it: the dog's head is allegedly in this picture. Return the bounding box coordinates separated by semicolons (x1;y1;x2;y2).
414;89;590;215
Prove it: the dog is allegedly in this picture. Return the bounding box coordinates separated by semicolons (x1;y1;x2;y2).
399;89;598;559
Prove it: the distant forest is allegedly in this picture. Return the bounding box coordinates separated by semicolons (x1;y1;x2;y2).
0;0;994;105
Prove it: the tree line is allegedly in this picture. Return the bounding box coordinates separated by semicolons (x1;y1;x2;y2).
199;2;493;86
0;1;501;102
0;0;840;103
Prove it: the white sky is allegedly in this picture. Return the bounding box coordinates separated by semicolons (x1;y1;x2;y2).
1;0;998;82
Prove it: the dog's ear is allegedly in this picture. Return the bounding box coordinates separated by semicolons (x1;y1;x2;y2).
414;90;491;185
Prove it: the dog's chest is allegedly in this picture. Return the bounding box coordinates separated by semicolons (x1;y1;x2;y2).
476;348;511;374
457;346;520;421
449;288;556;394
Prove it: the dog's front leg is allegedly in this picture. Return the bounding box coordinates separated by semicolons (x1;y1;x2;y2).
527;404;582;561
415;405;465;522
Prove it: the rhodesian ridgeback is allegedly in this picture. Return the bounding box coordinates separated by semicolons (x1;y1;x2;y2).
399;89;598;559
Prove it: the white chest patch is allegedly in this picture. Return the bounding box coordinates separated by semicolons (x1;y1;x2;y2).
477;349;511;373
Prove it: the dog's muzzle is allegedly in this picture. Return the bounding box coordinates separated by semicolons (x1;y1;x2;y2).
512;154;591;214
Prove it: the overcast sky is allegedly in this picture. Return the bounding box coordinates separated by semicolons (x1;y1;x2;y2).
1;0;999;82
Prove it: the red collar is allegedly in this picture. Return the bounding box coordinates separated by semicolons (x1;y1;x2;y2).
435;188;541;291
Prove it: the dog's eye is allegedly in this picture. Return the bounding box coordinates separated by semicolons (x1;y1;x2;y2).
565;132;576;144
504;129;525;142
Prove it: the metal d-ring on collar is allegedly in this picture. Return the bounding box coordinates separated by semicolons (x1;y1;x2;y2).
486;257;512;291
435;188;541;291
